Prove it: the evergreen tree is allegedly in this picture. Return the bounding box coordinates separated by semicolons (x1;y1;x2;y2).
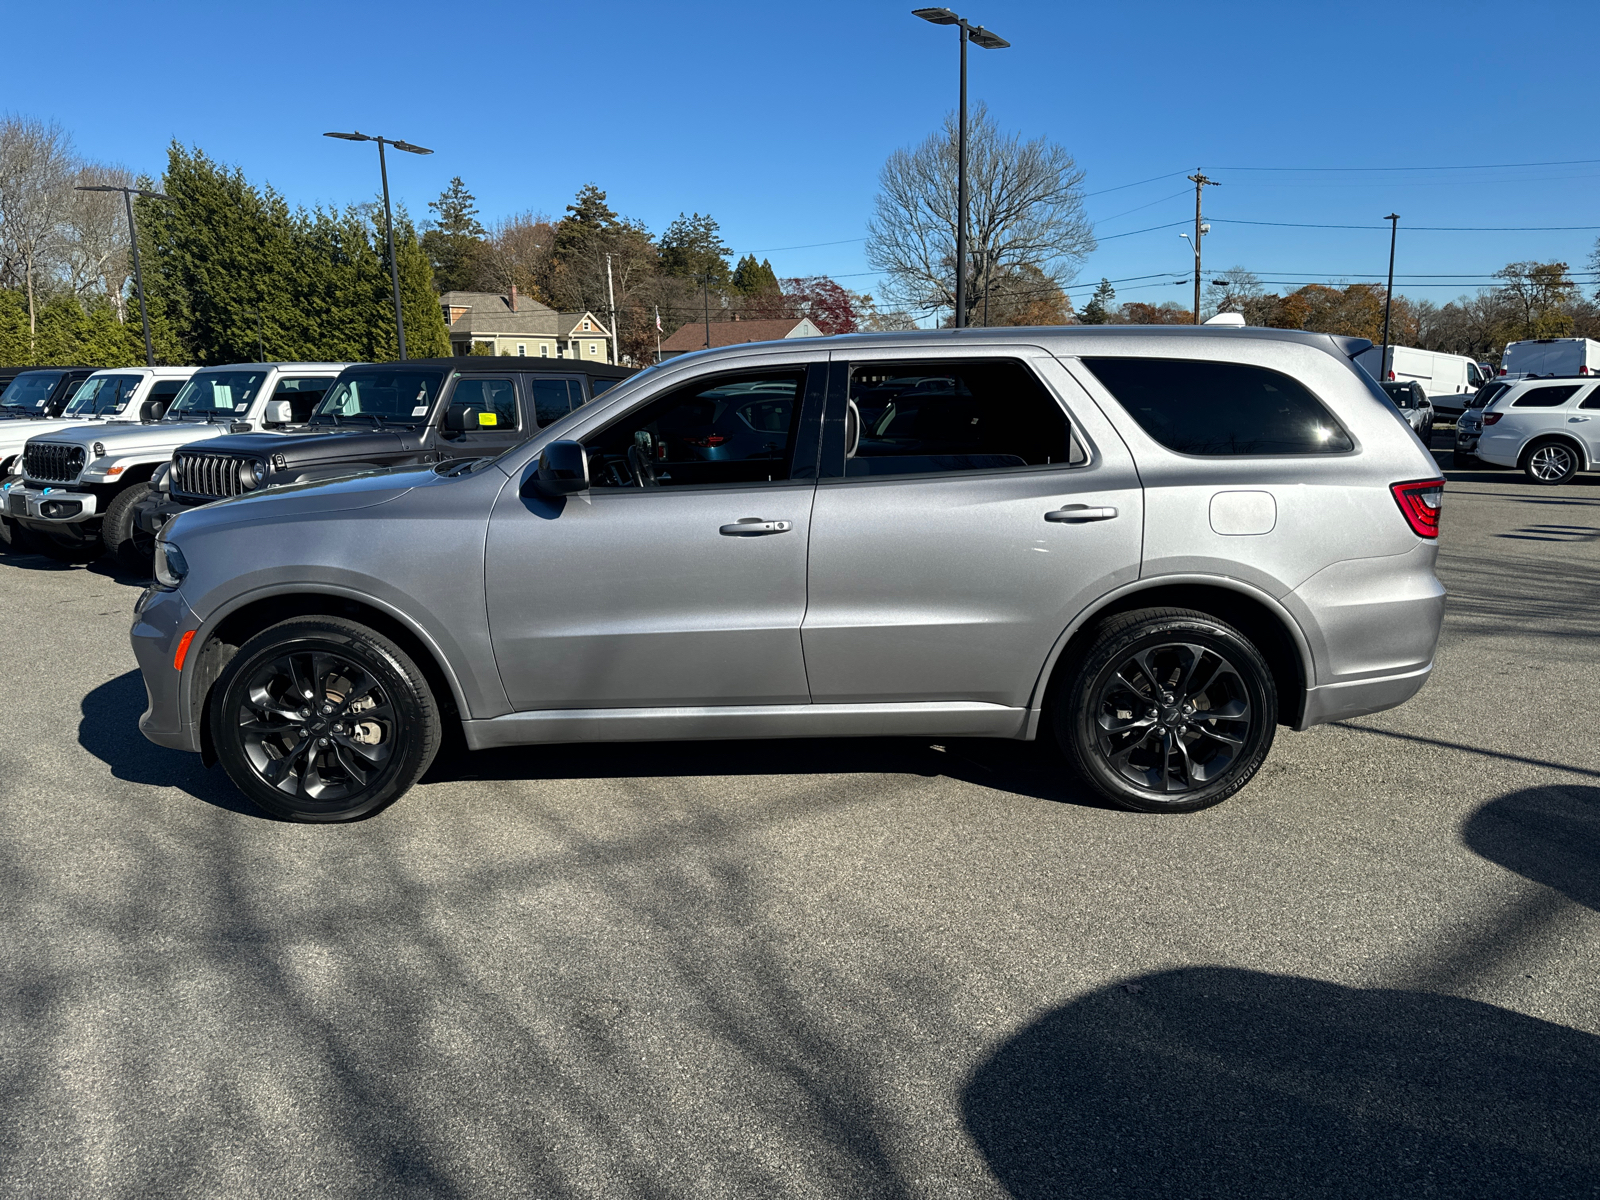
658;212;731;285
421;177;487;294
731;254;779;295
552;184;618;266
1080;278;1115;324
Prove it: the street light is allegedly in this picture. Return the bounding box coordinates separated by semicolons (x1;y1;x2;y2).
1179;222;1211;322
913;7;1009;329
74;183;168;366
323;130;434;360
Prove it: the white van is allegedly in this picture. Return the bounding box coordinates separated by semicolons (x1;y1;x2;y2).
1498;338;1600;381
1355;345;1487;417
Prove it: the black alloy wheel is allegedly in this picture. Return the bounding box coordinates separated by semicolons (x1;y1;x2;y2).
1523;440;1580;485
103;482;156;575
211;617;440;821
1056;608;1277;813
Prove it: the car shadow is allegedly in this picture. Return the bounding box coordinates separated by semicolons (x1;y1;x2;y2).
79;670;264;818
1462;784;1600;913
82;668;1112;816
963;965;1600;1198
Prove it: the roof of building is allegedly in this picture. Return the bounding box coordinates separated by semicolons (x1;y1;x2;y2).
658;317;819;353
439;291;609;340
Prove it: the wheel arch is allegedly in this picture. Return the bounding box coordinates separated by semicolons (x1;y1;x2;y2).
1030;577;1313;732
1519;432;1591;471
187;586;469;767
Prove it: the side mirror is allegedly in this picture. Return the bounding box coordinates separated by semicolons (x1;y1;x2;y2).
140;399;168;422
444;402;484;433
262;399;293;425
532;439;589;496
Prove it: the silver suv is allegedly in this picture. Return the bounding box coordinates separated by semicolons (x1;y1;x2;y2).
131;327;1446;821
1473;377;1600;483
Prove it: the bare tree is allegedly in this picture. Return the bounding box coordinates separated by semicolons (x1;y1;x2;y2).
866;103;1095;324
0;115;77;343
62;162;133;318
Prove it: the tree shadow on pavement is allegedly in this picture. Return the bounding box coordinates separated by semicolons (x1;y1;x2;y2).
962;966;1600;1199
1462;784;1600;912
78;669;263;817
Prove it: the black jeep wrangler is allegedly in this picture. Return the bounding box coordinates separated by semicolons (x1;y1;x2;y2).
134;358;634;549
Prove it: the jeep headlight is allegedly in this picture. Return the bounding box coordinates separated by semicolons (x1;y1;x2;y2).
238;459;266;491
153;538;189;589
151;462;171;492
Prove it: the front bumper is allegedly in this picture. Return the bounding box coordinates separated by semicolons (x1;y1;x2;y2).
1455;428;1479;454
131;585;204;753
136;492;196;535
5;482;98;524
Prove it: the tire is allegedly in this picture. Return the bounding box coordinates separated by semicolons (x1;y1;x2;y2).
102;482;155;575
210;616;442;822
1522;440;1580;485
1053;607;1277;814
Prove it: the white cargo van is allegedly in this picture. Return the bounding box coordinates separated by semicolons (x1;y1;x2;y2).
1498;338;1600;381
1355;344;1487;417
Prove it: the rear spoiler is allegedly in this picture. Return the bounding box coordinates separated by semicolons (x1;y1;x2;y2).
1329;335;1374;361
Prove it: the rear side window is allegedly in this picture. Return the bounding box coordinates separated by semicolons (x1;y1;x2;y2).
844;359;1076;478
1082;358;1354;455
1512;385;1579;408
530;378;582;426
1581;388;1600;411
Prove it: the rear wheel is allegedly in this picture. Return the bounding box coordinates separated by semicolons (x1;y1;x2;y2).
1523;439;1580;485
210;616;442;822
102;482;155;575
1054;608;1277;814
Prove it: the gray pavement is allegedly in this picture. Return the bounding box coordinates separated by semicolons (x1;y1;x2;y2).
2;451;1598;1198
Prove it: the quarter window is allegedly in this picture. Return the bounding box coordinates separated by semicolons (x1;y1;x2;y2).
1580;388;1600;410
1082;358;1354;455
841;359;1077;478
586;370;806;488
1512;385;1580;407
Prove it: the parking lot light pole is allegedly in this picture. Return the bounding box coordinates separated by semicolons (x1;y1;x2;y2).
324;131;434;360
912;8;1009;329
74;183;167;366
1379;213;1400;381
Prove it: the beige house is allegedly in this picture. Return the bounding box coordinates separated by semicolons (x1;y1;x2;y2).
440;289;613;362
657;315;824;360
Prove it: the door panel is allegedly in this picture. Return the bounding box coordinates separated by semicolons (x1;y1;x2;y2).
486;483;815;709
802;352;1143;707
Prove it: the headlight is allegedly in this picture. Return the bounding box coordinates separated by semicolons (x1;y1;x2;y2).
153;538;189;589
238;459;266;491
151;462;171;491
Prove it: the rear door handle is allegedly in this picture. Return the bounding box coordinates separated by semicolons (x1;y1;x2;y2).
1045;505;1118;523
720;518;793;536
1570;416;1591;422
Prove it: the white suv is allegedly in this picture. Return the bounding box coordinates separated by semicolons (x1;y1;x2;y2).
1475;377;1600;484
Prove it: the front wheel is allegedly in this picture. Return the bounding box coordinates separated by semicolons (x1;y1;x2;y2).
102;482;155;575
1054;608;1277;813
1523;440;1580;485
210;616;442;821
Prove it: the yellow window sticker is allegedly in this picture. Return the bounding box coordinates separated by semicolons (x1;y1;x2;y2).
478;412;498;426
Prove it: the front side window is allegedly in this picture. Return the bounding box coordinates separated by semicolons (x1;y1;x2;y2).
1511;385;1580;408
64;374;142;416
451;377;518;429
312;371;444;425
530;378;582;426
842;359;1075;478
164;371;268;419
586;370;806;489
1082;358;1354;455
0;372;63;411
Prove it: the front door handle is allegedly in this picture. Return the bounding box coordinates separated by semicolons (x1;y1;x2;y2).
1045;504;1118;523
720;518;793;536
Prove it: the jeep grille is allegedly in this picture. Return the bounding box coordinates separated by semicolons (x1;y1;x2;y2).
173;450;254;500
23;442;85;484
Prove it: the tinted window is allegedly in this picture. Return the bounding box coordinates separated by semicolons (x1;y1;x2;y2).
166;371;267;417
312;372;443;425
0;372;63;411
63;374;142;416
592;377;621;397
147;379;187;400
271;376;332;423
1581;389;1600;411
1381;382;1417;409
843;359;1073;478
587;370;805;488
1082;358;1354;455
530;379;581;426
1511;385;1579;408
452;377;519;430
1466;381;1509;410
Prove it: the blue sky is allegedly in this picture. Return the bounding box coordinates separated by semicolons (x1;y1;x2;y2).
7;0;1599;316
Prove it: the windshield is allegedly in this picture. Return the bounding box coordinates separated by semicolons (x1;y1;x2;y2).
63;374;143;417
164;371;267;419
311;371;444;425
0;372;63;411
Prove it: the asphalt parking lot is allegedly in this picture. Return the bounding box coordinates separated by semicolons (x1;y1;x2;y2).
2;448;1598;1198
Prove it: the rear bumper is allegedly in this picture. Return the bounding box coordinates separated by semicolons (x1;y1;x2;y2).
1297;661;1433;729
6;483;98;524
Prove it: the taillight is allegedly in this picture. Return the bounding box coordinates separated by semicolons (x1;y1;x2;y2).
1498;367;1507;375
1391;479;1443;538
1482;412;1502;425
1387;369;1395;381
1582;366;1590;375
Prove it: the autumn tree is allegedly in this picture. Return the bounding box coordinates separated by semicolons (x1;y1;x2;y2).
980;263;1072;325
1494;261;1577;340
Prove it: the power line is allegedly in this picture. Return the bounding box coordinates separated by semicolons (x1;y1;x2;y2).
1083;170;1188;197
1217;156;1600;173
1093;189;1191;224
1212;217;1600;232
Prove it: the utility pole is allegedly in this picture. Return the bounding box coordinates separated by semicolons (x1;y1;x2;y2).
75;183;168;366
702;276;712;350
1187;170;1219;325
605;253;619;366
1379;213;1400;382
